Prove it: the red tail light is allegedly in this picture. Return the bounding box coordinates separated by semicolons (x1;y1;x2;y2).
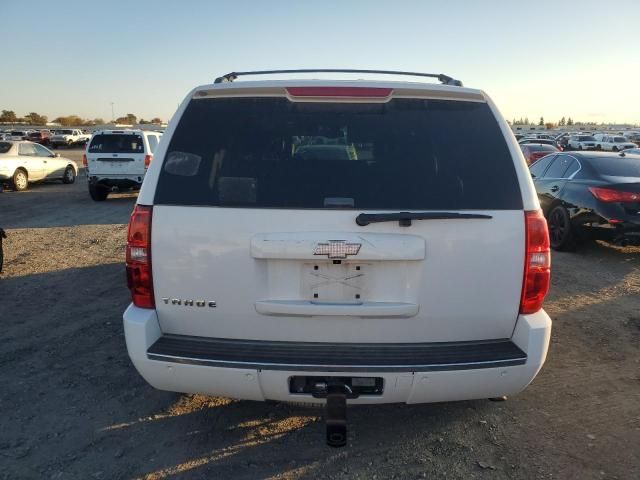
588;186;639;203
82;154;87;167
144;154;153;168
286;87;392;98
520;210;551;314
126;205;154;308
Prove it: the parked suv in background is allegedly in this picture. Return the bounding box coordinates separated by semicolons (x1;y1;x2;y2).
594;134;636;152
123;70;552;446
84;129;162;201
567;134;597;150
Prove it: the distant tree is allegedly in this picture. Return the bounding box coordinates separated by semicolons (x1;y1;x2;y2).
151;117;162;124
567;117;574;126
559;116;566;126
545;123;555;130
0;110;17;122
53;115;85;126
92;118;105;125
115;113;138;125
539;117;544;126
524;117;529;125
138;118;150;124
25;112;48;125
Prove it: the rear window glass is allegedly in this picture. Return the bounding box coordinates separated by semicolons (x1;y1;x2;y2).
529;144;557;152
589;157;640;177
88;134;144;154
0;142;12;153
155;97;522;210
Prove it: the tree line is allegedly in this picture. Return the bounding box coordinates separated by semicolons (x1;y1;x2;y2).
510;116;603;129
0;110;163;126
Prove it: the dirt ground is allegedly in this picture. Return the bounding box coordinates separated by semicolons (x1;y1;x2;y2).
1;150;639;480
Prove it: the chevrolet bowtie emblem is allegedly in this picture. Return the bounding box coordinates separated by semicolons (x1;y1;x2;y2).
313;240;361;259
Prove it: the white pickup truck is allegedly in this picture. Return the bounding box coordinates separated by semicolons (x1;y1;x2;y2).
50;129;91;148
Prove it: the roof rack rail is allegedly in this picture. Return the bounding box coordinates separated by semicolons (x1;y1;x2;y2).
213;69;463;87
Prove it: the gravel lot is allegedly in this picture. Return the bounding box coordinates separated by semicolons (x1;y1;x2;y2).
1;148;639;479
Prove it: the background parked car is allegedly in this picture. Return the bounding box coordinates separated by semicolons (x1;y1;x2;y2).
50;129;91;148
0;140;78;191
529;151;640;250
84;129;161;201
594;134;636;151
27;130;51;146
567;135;597;150
9;130;31;141
520;143;559;164
621;148;640;155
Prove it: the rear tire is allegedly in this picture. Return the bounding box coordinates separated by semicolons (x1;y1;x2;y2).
62;166;76;184
548;205;576;251
612;146;619;152
89;184;108;201
13;169;28;191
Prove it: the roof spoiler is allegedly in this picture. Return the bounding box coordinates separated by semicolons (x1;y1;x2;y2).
213;69;463;87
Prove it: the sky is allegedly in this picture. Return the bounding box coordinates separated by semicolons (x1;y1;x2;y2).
2;0;639;125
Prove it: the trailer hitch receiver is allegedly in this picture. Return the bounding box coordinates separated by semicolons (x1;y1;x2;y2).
312;381;356;447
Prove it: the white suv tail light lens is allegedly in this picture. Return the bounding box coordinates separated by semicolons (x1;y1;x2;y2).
520;210;551;314
126;205;154;308
144;154;153;168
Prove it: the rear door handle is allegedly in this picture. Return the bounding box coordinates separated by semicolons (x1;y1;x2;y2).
550;185;559;192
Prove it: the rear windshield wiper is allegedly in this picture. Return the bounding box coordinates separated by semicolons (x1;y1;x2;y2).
356;211;493;227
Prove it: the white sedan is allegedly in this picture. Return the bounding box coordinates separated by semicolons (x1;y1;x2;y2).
0;140;78;191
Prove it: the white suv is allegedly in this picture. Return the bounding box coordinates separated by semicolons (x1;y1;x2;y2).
594;134;636;152
84;129;162;201
123;70;552;446
567;134;597;150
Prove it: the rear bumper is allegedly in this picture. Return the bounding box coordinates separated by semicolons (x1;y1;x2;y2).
123;306;551;404
88;175;144;189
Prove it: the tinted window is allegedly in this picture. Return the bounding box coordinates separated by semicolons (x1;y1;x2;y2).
147;134;159;153
563;159;579;178
0;142;12;154
544;155;574;178
88;134;144;154
18;143;36;155
589;157;640;177
529;155;555;178
155;97;522;210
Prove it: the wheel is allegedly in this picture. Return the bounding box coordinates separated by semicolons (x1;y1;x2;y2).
578;145;583;150
596;145;602;150
612;146;618;152
62;166;76;184
89;184;109;201
548;205;576;251
13;169;28;191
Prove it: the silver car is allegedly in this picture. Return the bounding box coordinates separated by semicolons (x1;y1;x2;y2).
0;140;78;191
